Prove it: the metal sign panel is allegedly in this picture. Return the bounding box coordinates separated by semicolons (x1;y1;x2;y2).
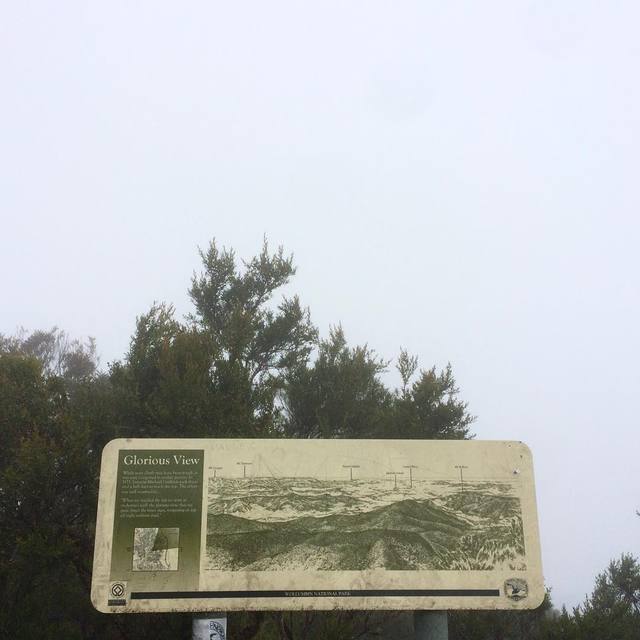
91;439;543;613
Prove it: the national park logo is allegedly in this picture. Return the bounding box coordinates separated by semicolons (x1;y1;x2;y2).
504;578;528;600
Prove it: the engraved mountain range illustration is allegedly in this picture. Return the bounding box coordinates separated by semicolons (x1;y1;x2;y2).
206;477;525;571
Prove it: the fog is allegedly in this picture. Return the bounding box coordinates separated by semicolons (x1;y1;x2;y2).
2;1;639;609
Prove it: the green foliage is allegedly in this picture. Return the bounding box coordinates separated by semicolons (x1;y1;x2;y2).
1;327;98;381
446;556;640;640
283;329;474;440
0;355;49;468
449;589;556;640
571;554;640;640
111;304;227;438
391;362;474;440
283;326;391;438
397;347;418;394
189;239;317;384
11;238;632;639
0;361;106;638
111;240;318;440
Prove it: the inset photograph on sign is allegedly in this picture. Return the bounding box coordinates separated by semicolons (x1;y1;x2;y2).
132;527;180;571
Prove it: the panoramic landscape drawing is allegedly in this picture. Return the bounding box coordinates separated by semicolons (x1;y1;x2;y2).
205;461;526;572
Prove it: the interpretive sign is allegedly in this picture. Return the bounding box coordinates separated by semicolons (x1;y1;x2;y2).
91;439;543;613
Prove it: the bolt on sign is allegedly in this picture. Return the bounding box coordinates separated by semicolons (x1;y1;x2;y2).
91;439;544;613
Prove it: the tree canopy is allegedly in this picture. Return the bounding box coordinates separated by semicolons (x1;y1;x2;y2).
0;240;634;639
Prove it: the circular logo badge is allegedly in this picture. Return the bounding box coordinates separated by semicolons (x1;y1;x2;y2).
110;582;126;598
504;578;528;600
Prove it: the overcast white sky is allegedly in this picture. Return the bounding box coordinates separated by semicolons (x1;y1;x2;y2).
1;1;639;610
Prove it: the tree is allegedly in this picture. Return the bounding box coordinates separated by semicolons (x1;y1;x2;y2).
397;347;418;395
0;352;108;639
110;240;317;441
189;239;317;388
0;327;98;382
283;326;391;438
283;334;475;441
0;239;483;639
110;303;222;438
391;361;474;440
572;553;640;640
449;590;556;640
